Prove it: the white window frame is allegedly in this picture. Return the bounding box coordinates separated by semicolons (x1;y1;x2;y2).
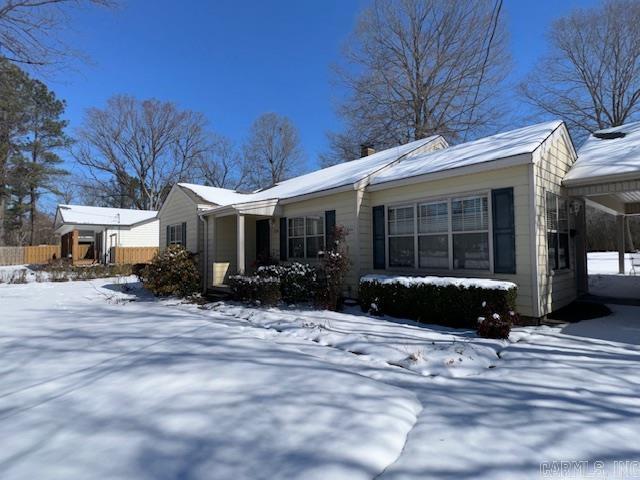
546;191;570;271
417;200;449;270
287;215;325;259
168;223;184;246
385;191;494;274
387;204;416;267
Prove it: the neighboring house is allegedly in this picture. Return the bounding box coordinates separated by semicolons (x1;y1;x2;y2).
54;205;159;264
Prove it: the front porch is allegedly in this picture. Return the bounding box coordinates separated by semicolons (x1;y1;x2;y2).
206;212;278;287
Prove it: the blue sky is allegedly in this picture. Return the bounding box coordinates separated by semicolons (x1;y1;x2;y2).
51;0;599;178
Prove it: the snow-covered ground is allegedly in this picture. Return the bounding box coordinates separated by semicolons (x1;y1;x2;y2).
1;278;640;479
587;251;640;298
0;265;46;283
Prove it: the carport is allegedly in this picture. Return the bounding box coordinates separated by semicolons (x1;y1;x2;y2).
564;122;640;279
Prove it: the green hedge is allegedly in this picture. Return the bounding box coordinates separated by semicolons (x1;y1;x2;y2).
359;275;518;329
256;263;318;303
228;275;281;305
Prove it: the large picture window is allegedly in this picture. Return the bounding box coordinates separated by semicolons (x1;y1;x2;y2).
546;192;570;270
387;194;490;271
388;205;415;267
288;216;324;259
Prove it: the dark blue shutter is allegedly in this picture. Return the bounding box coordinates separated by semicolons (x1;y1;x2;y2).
372;205;385;269
325;210;336;251
181;222;187;247
279;217;287;261
166;225;170;247
492;188;516;274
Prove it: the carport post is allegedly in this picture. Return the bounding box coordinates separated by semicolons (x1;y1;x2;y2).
617;215;626;274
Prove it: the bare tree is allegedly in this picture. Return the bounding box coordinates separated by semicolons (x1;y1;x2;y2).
324;0;509;165
74;95;209;210
0;0;114;67
520;0;640;140
196;134;247;190
243;113;304;190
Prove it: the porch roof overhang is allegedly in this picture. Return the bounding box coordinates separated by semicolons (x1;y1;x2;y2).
199;198;282;218
564;176;640;216
564;121;640;216
54;223;112;236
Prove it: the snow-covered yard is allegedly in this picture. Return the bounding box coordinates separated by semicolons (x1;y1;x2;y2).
588;251;640;298
1;278;640;479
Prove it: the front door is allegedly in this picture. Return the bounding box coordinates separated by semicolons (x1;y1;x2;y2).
256;219;271;264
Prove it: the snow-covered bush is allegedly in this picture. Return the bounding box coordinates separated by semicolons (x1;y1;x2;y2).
141;246;200;297
359;275;518;329
316;225;350;311
257;262;318;303
476;302;516;339
228;275;281;305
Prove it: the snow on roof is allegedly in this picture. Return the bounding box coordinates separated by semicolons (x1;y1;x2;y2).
247;135;443;201
57;205;157;226
177;183;251;206
370;120;564;186
564;121;640;184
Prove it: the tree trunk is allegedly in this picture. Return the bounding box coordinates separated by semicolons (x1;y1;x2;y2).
29;185;36;245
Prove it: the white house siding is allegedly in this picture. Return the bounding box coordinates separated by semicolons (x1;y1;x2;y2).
214;215;237;285
366;164;536;317
356;188;373;275
271;190;359;296
532;128;578;317
158;186;200;253
105;219;159;247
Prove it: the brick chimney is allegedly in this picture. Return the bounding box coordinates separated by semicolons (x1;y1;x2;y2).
360;144;375;157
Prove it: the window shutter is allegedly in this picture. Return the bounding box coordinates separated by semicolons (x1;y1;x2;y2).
279;217;287;261
181;222;187;247
325;210;336;251
372;205;385;269
166;225;170;247
492;188;516;274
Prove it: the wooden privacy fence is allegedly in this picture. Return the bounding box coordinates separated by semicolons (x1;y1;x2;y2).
0;245;61;266
25;245;60;264
110;247;158;265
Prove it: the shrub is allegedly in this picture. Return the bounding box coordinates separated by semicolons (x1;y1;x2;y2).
229;275;281;304
315;225;350;310
476;302;516;339
132;263;147;279
257;262;318;303
9;270;28;284
359;275;518;329
141;246;200;297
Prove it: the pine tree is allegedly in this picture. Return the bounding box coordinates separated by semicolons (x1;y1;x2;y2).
0;58;31;245
21;78;71;245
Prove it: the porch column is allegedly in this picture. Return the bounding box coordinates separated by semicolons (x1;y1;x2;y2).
617;215;626;274
71;229;80;265
237;214;245;274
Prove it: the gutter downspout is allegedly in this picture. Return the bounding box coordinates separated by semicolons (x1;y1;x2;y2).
199;214;208;294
